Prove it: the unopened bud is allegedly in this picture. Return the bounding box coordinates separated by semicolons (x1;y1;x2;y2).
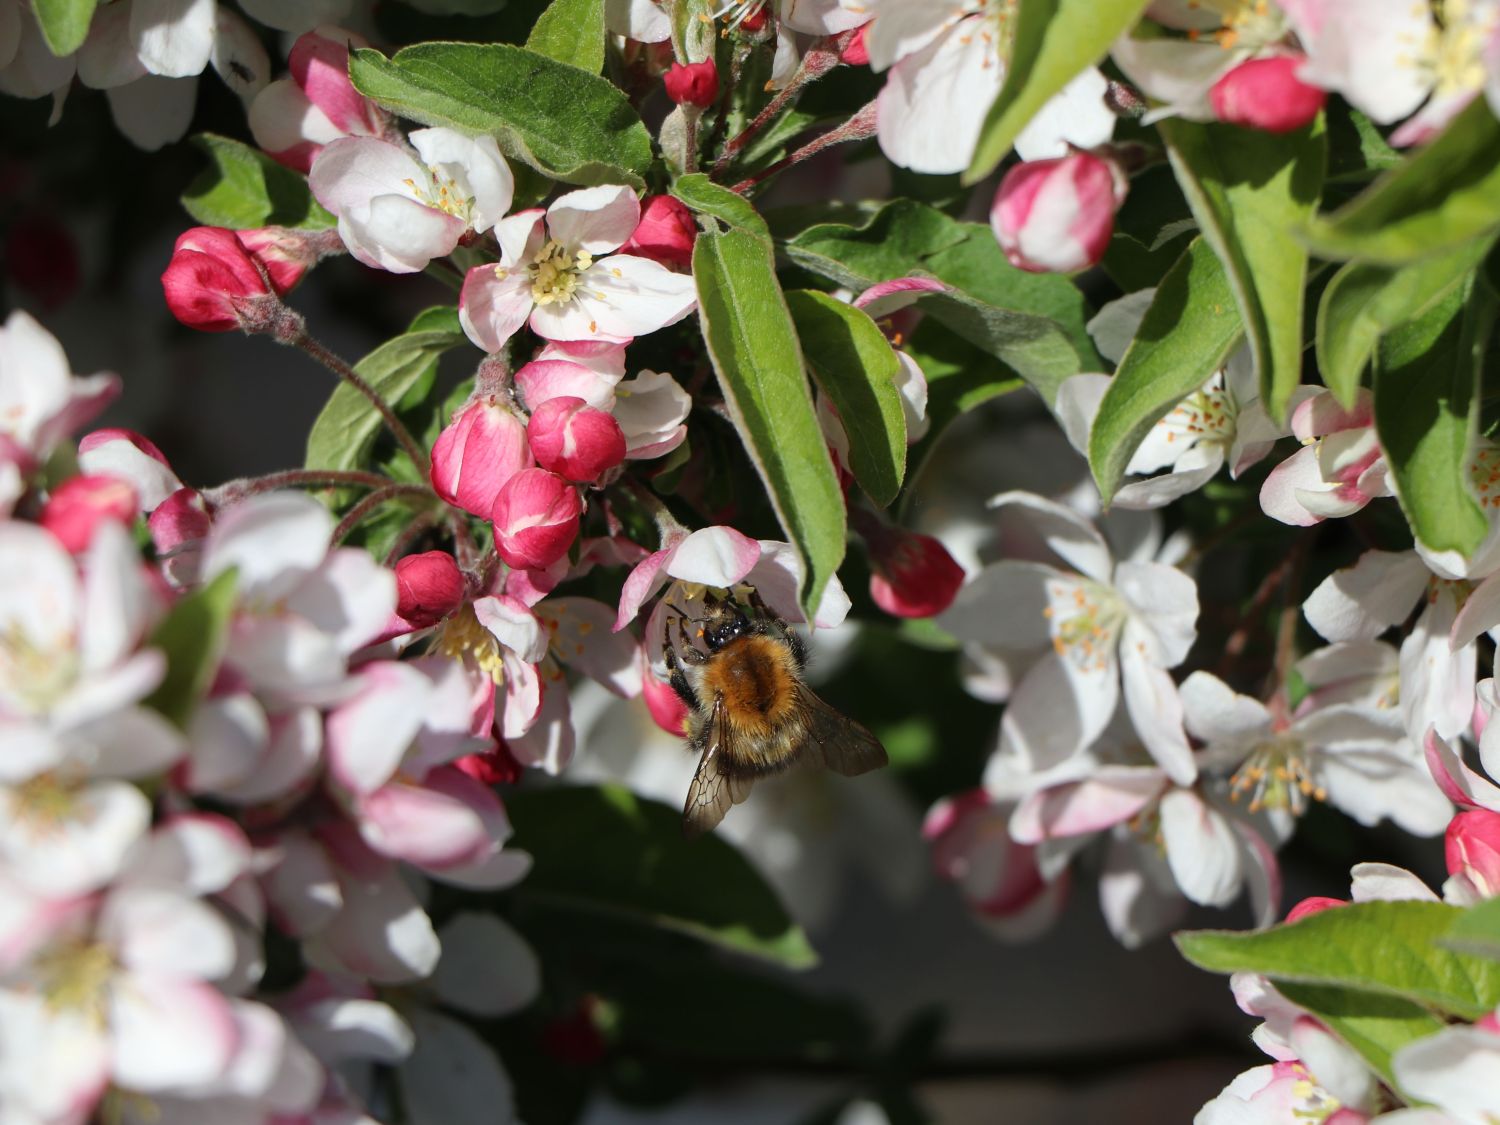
1211;54;1326;134
990;151;1127;275
664;60;718;109
161;227;292;332
619;195;698;272
430;397;533;519
394;550;466;629
1447;809;1500;898
491;468;583;571
40;475;138;552
527;396;627;484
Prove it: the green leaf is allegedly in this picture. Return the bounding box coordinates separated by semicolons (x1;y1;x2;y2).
787;200;1098;403
143;570;238;729
1317;239;1493;408
1160;117;1326;422
181;135;336;231
33;0;96;56
965;0;1149;182
1304;98;1500;264
525;0;606;73
1276;983;1448;1089
507;784;818;968
693;227;845;618
1175;900;1500;1019
1089;238;1244;504
785;290;906;507
1374;278;1491;557
672;172;768;235
304;307;468;473
349;42;653;188
1443;896;1500;961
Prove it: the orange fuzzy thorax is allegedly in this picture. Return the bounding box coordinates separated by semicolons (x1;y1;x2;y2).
698;634;800;737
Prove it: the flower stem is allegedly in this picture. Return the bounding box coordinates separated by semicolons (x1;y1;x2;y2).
332;484;436;544
730;100;877;195
205;468;404;507
285;330;430;474
712;33;849;179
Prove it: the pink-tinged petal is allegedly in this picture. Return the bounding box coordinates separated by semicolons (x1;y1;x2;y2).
398;1009;515;1125
664;525;762;587
460;266;536;355
0;779;150;896
204;998;323;1111
852;276;948;319
1292;0;1434;126
473;593;548;664
227;706;322;805
615;368;691;459
426;844;532;891
508;668;575;774
184;693;266;794
248;78;336;171
228;615;345;703
289;26;376;135
109;975;238;1090
0;991;110;1121
202;491;331;602
1425;728;1500;812
78;428;182;511
1260;446;1329;526
514;358;619;412
429;396;532;518
1010;766;1166;844
286;546;398;655
312;847;440;983
1232;819;1282;929
326;662;431;795
431;912;540;1018
613;545;673;631
262;830;342;938
127;813;251;895
308;135;420;217
500;652;543;740
1304;549;1429;643
540;597;642;697
355;777;495;869
1159;789;1243;907
493;207;547;268
342;193;465;274
290;993;413;1066
101;886;235;979
546;185;641;255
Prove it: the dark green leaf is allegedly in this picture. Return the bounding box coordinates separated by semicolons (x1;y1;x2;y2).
1160;117;1326;422
181;135;335;231
673;172;768;235
965;0;1149;182
1276;983;1447;1089
1089;238;1243;504
1318;240;1492;407
1443;896;1500;961
305;307;468;473
508;785;818;968
144;570;238;729
525;0;606;73
1375;279;1491;557
349;43;653;188
785;290;906;507
1304;98;1500;264
787;200;1097;403
1175;900;1500;1019
693;226;845;617
33;0;96;56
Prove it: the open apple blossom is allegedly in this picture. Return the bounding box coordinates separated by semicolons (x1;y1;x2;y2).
7;0;1500;1118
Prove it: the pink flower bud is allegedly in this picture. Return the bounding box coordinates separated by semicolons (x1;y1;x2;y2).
864;525;965;619
453;743;522;786
990;151;1127;275
641;652;690;736
430;397;533;519
1446;809;1500;897
394;550;466;629
840;26;870;67
233;228;319;293
1286;896;1346;923
289;28;381;137
78;428;182;512
161;227;282;332
40;475;138;552
619;195;698;271
149;487;212;556
491;468;583;571
527;396;628;484
664;60;718;108
1211;55;1326;135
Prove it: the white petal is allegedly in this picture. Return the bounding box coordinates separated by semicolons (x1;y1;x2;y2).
0;779;149;896
875;17;1000;174
1159;789;1243;907
398;1008;515;1125
314;857;441;983
326;662;430;795
1349;861;1440;902
1122;652;1196;786
1013;67;1115;161
126;813;250;895
1393;1025;1500;1121
1303;549;1428;642
203;492;331;602
431;913;540;1018
102;886;236;980
1000;650;1117;773
1180;671;1273;745
262;830;342;938
129;0;215;78
0;990;109;1121
109;975;238;1090
545;185;640;255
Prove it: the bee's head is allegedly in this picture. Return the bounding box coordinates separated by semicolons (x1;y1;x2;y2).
700;595;750;652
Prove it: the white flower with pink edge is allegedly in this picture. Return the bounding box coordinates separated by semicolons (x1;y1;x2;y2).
310;127;515;273
461;185;698;350
1260;389;1392;527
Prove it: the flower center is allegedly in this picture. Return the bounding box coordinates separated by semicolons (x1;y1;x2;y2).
12;772;82;829
1186;0;1287;50
35;939;114;1023
714;0;768;31
0;621;77;714
1043;580;1125;673
1229;736;1324;814
401;161;475;222
435;605;506;684
1425;0;1496;98
1469;442;1500;509
1159;383;1237;450
528;239;594;307
1288;1065;1345;1122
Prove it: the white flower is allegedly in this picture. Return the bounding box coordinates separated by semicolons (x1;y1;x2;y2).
310;128;515;273
459;185;698;351
937;492;1199;783
1391;1015;1500;1125
1182;670;1451;835
851;0;1115;173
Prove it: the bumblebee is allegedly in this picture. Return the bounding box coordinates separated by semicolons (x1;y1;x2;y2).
662;589;888;838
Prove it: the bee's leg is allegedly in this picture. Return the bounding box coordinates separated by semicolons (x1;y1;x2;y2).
663;643;700;710
785;628;808;671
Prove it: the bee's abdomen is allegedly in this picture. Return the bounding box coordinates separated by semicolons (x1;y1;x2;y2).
702;635;798;734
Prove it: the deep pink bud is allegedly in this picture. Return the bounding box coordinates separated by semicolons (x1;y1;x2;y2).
289;28;381;136
642;659;690;736
1446;809;1500;897
664;60;718;108
40;475;138;552
841;26;870;67
161;227;277;331
233;228;317;293
990;151;1127;275
149;487;212;556
394;550;466;629
491;468;583;571
430;397;533;519
1286;896;1346;923
527;396;628;483
1211;54;1326;134
865;526;964;619
454;744;523;786
619;195;698;271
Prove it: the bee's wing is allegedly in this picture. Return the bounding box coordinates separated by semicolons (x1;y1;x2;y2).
682;694;755;839
797;687;888;777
